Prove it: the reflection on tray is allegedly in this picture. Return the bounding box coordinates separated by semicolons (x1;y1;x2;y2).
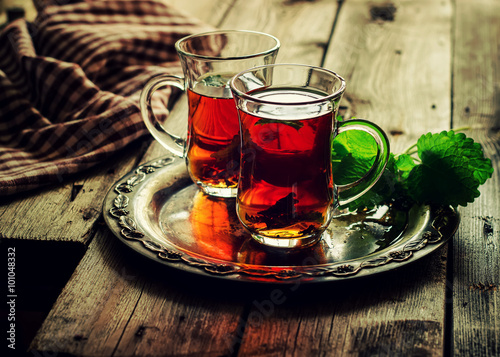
160;185;409;267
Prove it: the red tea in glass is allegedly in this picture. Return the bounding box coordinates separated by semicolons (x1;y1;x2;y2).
231;64;390;248
186;76;240;191
237;88;335;246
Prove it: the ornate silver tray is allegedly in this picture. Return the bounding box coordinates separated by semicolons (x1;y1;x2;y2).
103;156;460;284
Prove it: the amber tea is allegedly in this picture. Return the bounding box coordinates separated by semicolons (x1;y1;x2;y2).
231;64;390;249
186;74;240;190
237;88;335;243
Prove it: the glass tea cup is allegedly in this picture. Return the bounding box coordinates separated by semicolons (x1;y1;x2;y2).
230;64;390;249
139;30;280;197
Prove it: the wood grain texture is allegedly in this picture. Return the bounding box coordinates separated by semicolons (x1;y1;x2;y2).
166;0;233;27
30;226;248;356
237;0;454;355
451;0;500;355
0;143;145;245
325;0;453;152
238;251;449;356
218;0;339;65
0;141;148;243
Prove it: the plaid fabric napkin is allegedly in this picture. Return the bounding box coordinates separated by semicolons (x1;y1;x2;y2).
0;0;211;196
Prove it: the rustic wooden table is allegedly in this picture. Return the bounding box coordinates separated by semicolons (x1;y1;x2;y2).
1;0;499;356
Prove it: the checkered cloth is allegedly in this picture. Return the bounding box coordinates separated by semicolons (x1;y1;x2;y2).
0;0;211;196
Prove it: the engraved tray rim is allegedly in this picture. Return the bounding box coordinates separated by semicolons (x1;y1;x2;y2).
102;156;460;284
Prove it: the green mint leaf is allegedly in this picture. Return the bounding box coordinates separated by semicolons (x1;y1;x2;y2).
255;119;304;130
331;130;377;185
339;154;408;211
201;74;227;87
406;130;493;207
332;128;493;211
394;154;416;181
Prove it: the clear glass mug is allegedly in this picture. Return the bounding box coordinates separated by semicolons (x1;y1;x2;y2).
230;64;390;249
139;30;280;197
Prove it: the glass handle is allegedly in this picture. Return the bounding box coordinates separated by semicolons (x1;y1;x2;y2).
139;74;186;158
336;119;390;206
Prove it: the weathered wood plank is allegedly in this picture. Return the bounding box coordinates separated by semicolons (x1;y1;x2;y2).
452;0;500;355
325;0;453;152
29;228;151;356
237;251;449;356
218;0;338;65
166;0;233;27
30;226;248;356
1;0;155;341
0;144;143;243
237;0;454;355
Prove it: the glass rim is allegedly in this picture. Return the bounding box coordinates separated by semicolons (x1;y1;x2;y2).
175;30;280;61
230;63;347;106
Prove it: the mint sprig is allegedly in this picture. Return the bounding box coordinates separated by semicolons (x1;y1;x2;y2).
255;119;304;130
332;121;494;210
